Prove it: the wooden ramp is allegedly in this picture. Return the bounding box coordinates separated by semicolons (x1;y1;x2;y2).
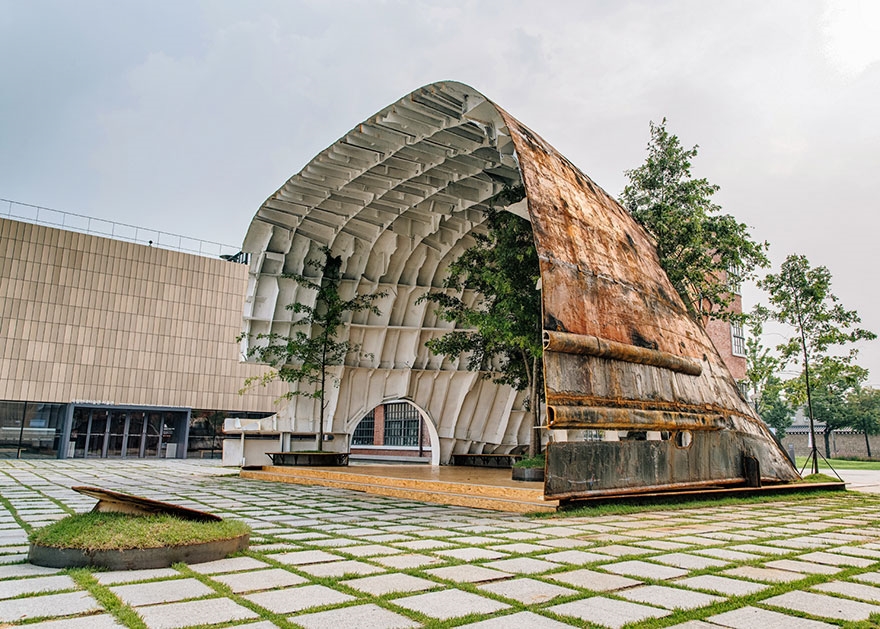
240;464;558;513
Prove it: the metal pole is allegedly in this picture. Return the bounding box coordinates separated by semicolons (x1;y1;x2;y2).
16;402;27;459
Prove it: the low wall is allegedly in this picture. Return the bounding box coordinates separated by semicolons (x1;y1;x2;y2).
782;432;880;460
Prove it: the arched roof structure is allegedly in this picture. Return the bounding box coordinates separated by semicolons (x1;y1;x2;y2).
242;81;798;494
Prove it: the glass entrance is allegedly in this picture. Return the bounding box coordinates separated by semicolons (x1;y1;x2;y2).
69;406;188;459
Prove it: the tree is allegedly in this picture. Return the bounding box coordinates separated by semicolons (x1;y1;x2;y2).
240;248;384;451
620;119;769;321
419;195;544;457
786;357;868;459
847;387;880;458
742;316;794;434
757;254;876;471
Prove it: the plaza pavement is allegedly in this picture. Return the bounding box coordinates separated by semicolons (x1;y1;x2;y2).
2;460;880;628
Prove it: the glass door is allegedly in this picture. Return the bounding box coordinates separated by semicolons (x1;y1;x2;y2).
106;410;127;457
144;412;163;457
86;410;108;458
126;411;145;458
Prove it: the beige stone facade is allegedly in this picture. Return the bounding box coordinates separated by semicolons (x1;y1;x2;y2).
1;217;284;419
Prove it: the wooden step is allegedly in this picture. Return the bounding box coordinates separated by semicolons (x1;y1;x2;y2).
240;465;558;513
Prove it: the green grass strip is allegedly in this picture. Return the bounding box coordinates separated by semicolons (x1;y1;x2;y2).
67;568;147;629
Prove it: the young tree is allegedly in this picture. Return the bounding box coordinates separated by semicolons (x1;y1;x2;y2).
847;387;880;458
419;195;544;457
758;254;875;471
785;357;868;459
742;317;793;434
620;119;769;321
241;248;384;451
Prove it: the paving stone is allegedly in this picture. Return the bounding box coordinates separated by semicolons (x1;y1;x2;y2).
244;584;354;614
0;563;58;578
548;568;641;591
93;568;180;585
764;590;880;621
393;588;509;620
729;543;793;555
456;610;577;628
483;557;561;574
489;542;548;553
618;584;722;610
675;574;769;596
854;571;880;585
210;567;308;593
798;550;875;567
308;537;365;548
693;548;761;562
298;559;385;577
548;595;670;628
137;597;260;629
591;544;653;557
706;605;837;628
602;560;688;580
663;622;720;629
188;556;270;574
0;574;75;599
343;572;437;595
540;550;616;564
425;565;512;583
478;577;576;604
293;603;419;629
722;565;805;583
765;559;841;575
774;537;831;550
16;615;125;629
535;537;595;549
0;591;101;623
814;580;880;603
435;547;506;562
110;578;214;606
273;550;343;565
338;544;401;557
651;552;728;570
373;553;442;569
834;546;880;559
395;539;455;550
633;540;691;551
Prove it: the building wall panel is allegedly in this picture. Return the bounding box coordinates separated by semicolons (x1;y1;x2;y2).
0;218;285;412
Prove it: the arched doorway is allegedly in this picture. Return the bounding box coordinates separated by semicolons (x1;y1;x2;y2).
348;400;441;466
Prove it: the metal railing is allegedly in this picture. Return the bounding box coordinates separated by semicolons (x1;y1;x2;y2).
1;198;246;262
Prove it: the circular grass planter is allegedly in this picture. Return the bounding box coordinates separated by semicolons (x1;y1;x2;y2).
28;512;250;570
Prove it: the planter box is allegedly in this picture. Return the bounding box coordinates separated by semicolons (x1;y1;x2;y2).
512;467;545;482
452;453;523;468
267;452;349;466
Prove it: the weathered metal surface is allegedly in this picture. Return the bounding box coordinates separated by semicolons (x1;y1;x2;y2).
493;103;799;493
544;434;786;500
73;486;222;522
544;330;702;376
241;81;799;496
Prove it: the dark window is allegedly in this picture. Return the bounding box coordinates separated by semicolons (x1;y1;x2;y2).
384;402;420;446
731;320;746;357
352;409;375;445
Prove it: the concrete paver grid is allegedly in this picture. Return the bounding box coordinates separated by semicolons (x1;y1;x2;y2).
5;460;880;628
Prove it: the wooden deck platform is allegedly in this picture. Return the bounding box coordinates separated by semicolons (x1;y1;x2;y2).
240;464;558;513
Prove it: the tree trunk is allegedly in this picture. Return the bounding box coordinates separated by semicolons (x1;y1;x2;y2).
823;428;831;460
865;420;872;458
532;356;542;457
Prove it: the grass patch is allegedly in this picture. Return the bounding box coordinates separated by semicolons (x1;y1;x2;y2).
29;512;249;551
795;456;880;470
512;454;545;469
798;472;842;483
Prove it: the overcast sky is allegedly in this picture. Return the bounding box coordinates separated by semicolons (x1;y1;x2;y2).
2;0;879;382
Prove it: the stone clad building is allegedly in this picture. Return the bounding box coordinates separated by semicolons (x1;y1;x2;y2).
0;215;284;459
